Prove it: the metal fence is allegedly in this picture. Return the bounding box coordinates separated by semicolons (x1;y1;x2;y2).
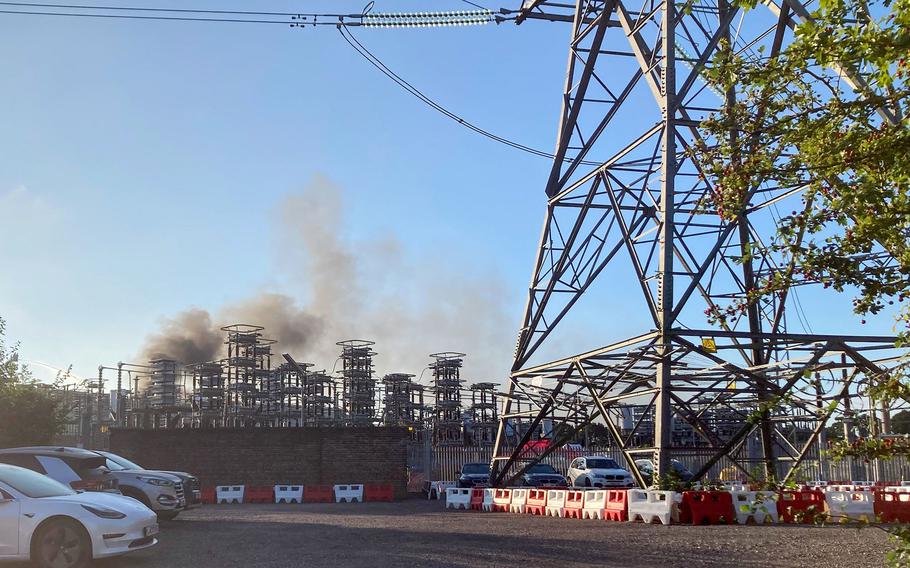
412;443;910;484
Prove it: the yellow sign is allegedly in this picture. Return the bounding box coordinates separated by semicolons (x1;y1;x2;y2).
701;337;717;353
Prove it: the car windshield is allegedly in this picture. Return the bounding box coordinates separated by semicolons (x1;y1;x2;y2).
527;464;557;474
586;459;619;469
0;465;77;498
461;464;488;475
101;452;144;471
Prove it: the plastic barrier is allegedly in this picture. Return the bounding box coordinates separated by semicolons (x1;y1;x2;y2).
885;486;910;493
334;484;364;503
564;490;585;519
582;490;607;520
628;490;679;525
545;490;567;518
827;484;872;493
304;485;335;503
876;491;910;523
467;488;483;510
680;491;734;525
525;488;548;515
482;488;496;512
445;487;472;510
492;488;512;512
245;486;275;504
509;488;529;513
604;489;628;522
364;483;395;502
777;490;825;524
273;485;304;504
429;481;457;500
216;485;245;504
201;487;216;505
825;490;874;522
731;491;779;524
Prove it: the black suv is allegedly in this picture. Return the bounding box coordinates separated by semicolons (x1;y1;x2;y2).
457;463;490;488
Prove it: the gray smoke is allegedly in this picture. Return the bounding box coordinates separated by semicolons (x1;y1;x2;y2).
139;177;513;381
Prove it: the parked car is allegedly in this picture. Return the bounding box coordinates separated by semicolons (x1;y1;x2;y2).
96;451;200;516
567;456;634;488
634;459;695;487
457;463;490;488
520;463;568;487
0;463;158;568
0;448;118;493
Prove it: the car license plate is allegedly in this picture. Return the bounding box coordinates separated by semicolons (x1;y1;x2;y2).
144;525;159;537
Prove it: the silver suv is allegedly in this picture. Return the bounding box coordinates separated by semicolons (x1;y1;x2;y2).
98;455;186;520
98;451;200;513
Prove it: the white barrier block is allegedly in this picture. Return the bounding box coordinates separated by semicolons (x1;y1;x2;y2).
509;488;529;514
431;481;457;500
334;484;364;503
482;488;496;512
273;485;303;504
825;490;874;521
445;487;472;510
732;491;779;524
885;486;910;493
582;490;607;520
628;490;679;525
545;490;567;518
216;485;245;504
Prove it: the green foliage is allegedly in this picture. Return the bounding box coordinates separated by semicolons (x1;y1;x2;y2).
0;316;70;448
827;435;910;461
692;0;910;339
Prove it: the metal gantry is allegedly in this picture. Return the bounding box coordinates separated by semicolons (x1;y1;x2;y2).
490;0;906;486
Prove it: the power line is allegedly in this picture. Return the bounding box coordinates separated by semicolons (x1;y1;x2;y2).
339;26;599;165
0;1;327;16
0;7;315;24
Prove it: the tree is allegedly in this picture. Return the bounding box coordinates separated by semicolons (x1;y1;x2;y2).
0;316;70;447
693;0;910;341
692;0;910;563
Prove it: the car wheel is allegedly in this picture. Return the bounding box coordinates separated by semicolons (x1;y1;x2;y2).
158;510;180;521
32;518;91;568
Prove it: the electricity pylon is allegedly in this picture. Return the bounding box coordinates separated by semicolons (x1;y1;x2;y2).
491;0;904;486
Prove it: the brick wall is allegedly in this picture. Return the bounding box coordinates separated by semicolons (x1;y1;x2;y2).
109;427;409;499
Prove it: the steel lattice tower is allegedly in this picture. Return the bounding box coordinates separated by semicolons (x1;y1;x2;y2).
491;0;905;486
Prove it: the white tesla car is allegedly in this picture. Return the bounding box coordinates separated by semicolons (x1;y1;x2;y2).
0;464;158;568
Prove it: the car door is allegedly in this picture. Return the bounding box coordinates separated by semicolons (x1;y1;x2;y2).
0;487;20;557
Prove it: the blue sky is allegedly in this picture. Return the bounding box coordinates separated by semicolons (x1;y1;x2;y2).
0;0;898;384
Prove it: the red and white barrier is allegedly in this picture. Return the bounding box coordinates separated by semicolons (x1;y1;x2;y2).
545;490;567;518
216;485;245;504
628;490;679;525
492;488;512;512
825;490;874;521
273;485;303;504
445;487;472;510
429;481;457;500
482;488;496;512
334;484;364;503
509;488;529;513
731;490;778;524
582;490;607;520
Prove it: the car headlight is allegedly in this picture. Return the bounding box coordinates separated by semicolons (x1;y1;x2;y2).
81;504;126;519
138;476;174;487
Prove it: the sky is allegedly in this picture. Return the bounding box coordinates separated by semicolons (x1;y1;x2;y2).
0;0;900;387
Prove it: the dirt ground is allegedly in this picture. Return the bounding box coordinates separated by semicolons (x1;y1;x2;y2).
82;499;890;568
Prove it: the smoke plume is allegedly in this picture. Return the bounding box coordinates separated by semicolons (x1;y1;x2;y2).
139;176;513;381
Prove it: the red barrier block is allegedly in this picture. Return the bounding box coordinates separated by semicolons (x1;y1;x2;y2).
777;490;825;524
304;485;335;503
526;488;548;515
604;489;628;522
245;486;275;504
680;491;734;525
565;490;585;519
470;488;485;511
364;483;395;502
200;487;216;505
876;491;910;523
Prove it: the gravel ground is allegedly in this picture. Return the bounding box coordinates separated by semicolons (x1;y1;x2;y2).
77;500;891;568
